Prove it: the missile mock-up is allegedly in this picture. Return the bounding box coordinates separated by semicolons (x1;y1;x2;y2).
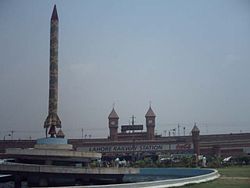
44;5;62;138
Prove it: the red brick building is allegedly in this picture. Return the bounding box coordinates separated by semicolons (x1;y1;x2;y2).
1;106;250;159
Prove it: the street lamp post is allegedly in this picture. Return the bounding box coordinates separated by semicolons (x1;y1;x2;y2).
3;134;11;140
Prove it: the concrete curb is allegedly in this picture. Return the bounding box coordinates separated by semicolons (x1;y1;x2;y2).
41;169;220;188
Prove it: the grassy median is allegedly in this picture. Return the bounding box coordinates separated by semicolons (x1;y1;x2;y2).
183;166;250;188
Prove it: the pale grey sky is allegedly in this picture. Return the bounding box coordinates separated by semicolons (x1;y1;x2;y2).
0;0;250;139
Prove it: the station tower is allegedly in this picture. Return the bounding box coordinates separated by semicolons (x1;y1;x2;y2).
145;106;156;140
108;108;119;141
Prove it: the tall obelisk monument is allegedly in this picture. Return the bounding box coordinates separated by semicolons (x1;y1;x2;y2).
44;5;62;138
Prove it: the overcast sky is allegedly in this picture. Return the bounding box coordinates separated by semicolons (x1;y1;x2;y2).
0;0;250;139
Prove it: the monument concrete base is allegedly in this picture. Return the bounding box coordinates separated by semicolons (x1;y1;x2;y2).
35;137;73;150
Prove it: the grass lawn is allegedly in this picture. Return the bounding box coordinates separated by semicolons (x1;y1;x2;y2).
182;166;250;188
218;165;250;177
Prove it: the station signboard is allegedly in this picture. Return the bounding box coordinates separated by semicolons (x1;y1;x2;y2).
78;143;193;153
121;125;143;132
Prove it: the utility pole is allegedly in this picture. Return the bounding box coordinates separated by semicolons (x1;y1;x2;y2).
131;115;136;161
178;124;180;136
81;128;83;139
172;128;176;136
11;130;14;140
130;115;136;126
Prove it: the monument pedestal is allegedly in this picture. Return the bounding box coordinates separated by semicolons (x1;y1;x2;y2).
34;137;73;150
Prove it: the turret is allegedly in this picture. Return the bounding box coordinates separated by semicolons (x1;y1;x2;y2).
191;123;200;156
145;106;156;140
108;108;119;141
